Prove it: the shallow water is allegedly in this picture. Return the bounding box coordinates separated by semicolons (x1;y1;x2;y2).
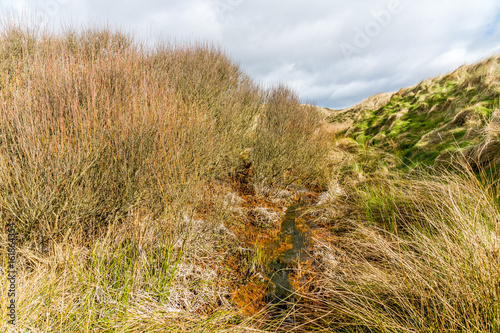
265;204;310;314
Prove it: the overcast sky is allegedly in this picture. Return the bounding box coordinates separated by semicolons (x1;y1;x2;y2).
2;0;500;109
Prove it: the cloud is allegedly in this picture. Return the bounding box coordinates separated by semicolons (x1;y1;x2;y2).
2;0;500;108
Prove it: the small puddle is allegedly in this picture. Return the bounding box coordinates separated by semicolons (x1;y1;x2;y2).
264;204;311;319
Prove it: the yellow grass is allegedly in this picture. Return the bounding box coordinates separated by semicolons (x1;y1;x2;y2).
2;20;500;333
0;22;328;331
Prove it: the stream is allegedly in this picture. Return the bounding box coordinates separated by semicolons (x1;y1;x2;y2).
264;203;311;321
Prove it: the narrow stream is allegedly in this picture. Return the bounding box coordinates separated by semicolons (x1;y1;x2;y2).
265;204;310;318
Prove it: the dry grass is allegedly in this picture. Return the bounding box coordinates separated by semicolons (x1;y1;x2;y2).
3;20;498;333
0;22;329;331
292;54;500;331
302;164;500;332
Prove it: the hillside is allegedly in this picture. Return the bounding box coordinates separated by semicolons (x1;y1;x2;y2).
329;55;500;171
306;55;500;332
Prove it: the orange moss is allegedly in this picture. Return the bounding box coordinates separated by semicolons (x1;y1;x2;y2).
210;186;323;316
232;281;269;316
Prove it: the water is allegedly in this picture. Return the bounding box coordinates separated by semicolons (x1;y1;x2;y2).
265;204;310;317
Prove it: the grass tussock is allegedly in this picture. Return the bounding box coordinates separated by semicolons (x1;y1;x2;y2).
330;55;500;169
0;23;329;331
305;164;500;332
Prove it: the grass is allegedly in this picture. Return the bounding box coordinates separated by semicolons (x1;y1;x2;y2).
292;54;500;331
341;56;500;169
0;22;329;331
299;164;500;332
2;20;500;333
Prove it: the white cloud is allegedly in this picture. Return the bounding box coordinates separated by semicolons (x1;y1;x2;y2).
1;0;500;108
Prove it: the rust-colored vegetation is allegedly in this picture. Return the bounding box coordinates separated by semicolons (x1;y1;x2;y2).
0;22;329;331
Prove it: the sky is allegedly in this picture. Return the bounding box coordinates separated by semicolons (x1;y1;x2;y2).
1;0;500;109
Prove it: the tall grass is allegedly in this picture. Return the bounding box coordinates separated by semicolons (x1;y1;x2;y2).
0;23;328;331
252;85;327;187
309;165;500;332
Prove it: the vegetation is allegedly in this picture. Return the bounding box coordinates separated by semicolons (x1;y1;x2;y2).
298;165;500;332
0;23;328;331
308;55;500;332
335;56;500;169
1;21;500;332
